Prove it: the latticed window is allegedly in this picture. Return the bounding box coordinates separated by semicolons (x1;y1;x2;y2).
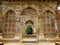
3;10;16;38
44;10;56;38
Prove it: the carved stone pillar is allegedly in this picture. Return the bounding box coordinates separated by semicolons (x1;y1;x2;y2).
38;16;44;39
56;10;60;38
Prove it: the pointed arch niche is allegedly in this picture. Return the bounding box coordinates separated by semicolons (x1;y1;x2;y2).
43;10;56;38
3;10;16;38
25;20;33;35
21;7;37;16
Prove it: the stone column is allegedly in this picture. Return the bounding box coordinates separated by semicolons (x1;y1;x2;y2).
54;16;59;38
56;10;60;38
38;16;44;39
54;19;58;31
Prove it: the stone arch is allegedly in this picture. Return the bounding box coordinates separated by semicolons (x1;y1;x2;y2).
43;10;54;18
43;10;55;24
44;10;53;14
21;7;37;15
5;10;15;19
25;20;34;25
6;10;15;15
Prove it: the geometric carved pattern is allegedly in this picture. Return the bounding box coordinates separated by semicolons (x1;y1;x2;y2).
44;10;56;38
21;7;36;15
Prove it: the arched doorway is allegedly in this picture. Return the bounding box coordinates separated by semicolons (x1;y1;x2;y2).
21;7;38;43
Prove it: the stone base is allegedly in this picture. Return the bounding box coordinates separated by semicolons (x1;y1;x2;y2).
39;33;44;39
3;41;55;45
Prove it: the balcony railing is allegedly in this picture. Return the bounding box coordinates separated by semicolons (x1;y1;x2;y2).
3;32;15;38
0;32;60;40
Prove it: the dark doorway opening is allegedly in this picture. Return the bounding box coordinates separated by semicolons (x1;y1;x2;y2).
56;43;60;45
0;42;3;45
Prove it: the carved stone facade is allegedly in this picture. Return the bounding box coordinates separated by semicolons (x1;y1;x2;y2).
0;1;60;45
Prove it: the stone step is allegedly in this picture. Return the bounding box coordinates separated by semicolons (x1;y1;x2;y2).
22;38;37;43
